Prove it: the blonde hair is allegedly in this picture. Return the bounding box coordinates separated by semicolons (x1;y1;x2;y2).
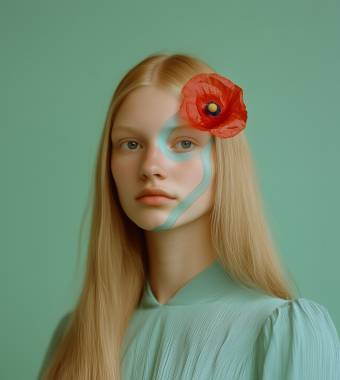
40;52;298;380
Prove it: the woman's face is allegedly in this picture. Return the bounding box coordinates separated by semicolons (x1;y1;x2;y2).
110;85;216;232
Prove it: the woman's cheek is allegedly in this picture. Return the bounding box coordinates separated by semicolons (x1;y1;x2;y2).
175;157;204;187
111;155;134;180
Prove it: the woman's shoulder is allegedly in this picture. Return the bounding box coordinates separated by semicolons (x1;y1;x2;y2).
261;296;339;336
38;311;73;379
254;297;340;379
256;296;340;349
230;284;338;331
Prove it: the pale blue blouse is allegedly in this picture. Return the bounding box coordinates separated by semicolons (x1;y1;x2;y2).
121;259;340;379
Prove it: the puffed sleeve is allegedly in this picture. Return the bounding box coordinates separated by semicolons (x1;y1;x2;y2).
254;297;340;380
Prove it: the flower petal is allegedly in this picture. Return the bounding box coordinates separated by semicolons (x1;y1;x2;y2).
179;72;248;139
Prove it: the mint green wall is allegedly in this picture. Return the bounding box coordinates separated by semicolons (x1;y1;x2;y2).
1;0;339;378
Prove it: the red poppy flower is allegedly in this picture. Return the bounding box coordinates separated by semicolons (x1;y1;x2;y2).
179;73;248;139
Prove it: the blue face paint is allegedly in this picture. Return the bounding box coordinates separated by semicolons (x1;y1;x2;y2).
151;113;214;232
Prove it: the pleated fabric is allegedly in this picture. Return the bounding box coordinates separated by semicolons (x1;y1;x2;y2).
254;298;340;379
121;259;340;380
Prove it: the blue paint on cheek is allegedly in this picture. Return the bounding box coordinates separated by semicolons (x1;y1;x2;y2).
151;114;214;232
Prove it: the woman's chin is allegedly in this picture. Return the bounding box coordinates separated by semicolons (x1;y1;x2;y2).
131;212;174;231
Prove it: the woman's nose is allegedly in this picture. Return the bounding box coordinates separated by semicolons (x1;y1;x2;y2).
139;144;168;179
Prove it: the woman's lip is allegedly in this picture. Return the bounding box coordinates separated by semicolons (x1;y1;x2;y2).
136;195;177;205
136;192;175;199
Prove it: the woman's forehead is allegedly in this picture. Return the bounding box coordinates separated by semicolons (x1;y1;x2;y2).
113;86;210;141
115;86;179;125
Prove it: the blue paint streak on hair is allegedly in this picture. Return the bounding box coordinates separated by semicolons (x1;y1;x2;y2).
151;113;213;232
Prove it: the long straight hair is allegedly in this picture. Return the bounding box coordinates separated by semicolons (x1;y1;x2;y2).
40;52;298;380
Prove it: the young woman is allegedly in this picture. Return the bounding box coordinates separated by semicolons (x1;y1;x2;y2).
39;53;340;379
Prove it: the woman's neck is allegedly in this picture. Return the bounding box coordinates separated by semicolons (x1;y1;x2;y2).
144;212;218;305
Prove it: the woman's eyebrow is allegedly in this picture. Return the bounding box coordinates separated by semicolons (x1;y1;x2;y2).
111;126;146;139
112;125;139;134
112;124;193;135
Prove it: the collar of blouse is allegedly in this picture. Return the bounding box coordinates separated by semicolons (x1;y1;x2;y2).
139;259;243;308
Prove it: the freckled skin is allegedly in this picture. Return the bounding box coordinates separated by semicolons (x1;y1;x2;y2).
110;86;216;232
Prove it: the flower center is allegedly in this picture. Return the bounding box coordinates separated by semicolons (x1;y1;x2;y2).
205;101;221;116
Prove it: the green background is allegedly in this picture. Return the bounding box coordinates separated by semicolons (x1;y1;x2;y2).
1;0;339;378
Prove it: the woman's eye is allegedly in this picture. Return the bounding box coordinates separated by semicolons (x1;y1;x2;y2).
117;139;196;152
119;140;140;150
174;139;196;151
